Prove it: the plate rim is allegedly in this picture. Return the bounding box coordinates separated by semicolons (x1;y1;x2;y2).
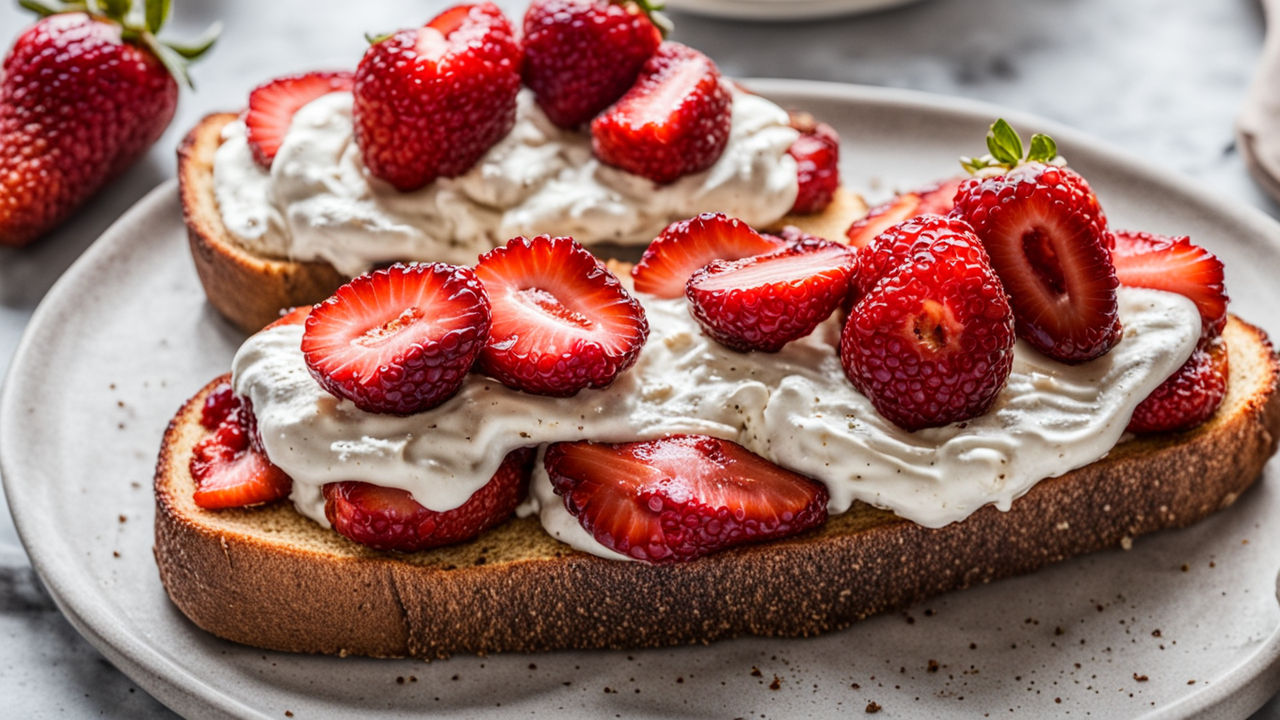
4;78;1280;720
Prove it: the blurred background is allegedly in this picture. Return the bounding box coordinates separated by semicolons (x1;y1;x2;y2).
0;0;1276;716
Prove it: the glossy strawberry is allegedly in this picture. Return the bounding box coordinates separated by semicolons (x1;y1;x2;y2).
302;263;491;414
263;305;311;331
522;0;663;128
951;122;1119;363
323;447;534;552
190;389;291;510
840;232;1015;431
852;214;980;296
353;3;521;191
545;435;828;564
1128;335;1229;434
591;41;731;184
475;235;648;396
687;240;856;352
1112;230;1228;337
0;6;216;246
787;112;840;214
245;71;354;168
844;177;964;250
632;212;784;298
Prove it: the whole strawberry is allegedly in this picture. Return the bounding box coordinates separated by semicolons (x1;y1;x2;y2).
0;0;217;246
522;0;665;129
354;3;522;192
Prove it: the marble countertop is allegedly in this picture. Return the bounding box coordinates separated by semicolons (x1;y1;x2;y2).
1;0;1278;716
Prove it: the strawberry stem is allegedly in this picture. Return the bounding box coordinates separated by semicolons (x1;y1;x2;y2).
630;0;673;38
960;118;1064;175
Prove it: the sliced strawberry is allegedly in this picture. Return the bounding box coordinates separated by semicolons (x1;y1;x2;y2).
1128;335;1229;434
632;213;785;298
475;235;648;396
952;162;1121;363
264;305;311;331
787;113;840;215
322;447;533;552
1112;230;1228;337
845;177;963;250
687;239;856;352
301;263;491;415
245;71;354;169
590;42;731;184
191;394;292;510
545;435;828;564
200;380;239;430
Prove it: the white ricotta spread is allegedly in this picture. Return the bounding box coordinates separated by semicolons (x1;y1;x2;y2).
231;288;1201;559
211;89;801;277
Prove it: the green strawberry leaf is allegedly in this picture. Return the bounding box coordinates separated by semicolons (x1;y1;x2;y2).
144;0;170;33
141;31;191;88
100;0;130;22
18;0;67;17
1027;133;1058;164
164;20;221;59
364;30;393;45
632;0;673;38
986;119;1023;167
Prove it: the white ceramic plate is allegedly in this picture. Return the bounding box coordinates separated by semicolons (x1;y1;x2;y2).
5;80;1280;720
664;0;925;21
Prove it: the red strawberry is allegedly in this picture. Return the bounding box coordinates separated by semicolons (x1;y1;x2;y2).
632;212;784;298
1128;335;1229;434
852;214;980;296
263;305;312;331
245;71;354;169
844;177;964;250
840;232;1015;431
190;393;292;510
687;240;856;352
591;41;731;184
522;0;663;129
475;235;648;396
1112;230;1228;337
302;263;491;415
353;3;521;191
0;7;217;246
323;447;533;552
787;112;840;214
545;435;828;564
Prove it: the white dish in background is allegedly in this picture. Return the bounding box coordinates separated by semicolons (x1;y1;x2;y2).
665;0;925;21
4;80;1280;720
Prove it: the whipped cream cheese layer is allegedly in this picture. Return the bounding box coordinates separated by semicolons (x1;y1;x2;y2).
232;287;1200;559
212;89;801;277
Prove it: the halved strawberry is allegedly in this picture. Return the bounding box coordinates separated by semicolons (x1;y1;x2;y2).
1112;230;1228;337
687;239;856;352
787;113;840;215
845;177;964;249
475;235;648;396
545;435;828;564
590;41;731;184
200;381;239;429
322;447;533;552
632;212;784;298
264;305;311;331
301;263;491;415
1128;335;1229;434
245;71;354;169
190;394;292;510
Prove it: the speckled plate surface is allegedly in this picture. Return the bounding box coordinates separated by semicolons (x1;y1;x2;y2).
4;80;1280;720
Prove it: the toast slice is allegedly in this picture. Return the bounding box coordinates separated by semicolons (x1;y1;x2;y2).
177;112;868;334
153;315;1280;659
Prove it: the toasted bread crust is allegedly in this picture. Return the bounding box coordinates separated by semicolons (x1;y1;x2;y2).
177;113;867;334
154;318;1280;659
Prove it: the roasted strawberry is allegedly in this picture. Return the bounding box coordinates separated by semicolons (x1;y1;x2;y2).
353;3;521;191
545;435;828;563
1128;335;1229;434
323;447;533;552
787;113;840;214
0;6;217;246
844;177;964;250
591;42;731;184
951;121;1120;364
1112;230;1228;337
191;393;291;510
632;212;784;298
245;71;354;168
687;240;856;352
522;0;663;128
840;233;1015;431
852;213;982;297
475;235;648;396
302;263;491;415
